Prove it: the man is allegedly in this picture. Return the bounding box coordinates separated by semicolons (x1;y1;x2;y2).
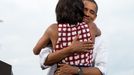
36;0;107;75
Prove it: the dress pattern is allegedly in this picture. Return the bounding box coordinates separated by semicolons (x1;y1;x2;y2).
54;22;93;67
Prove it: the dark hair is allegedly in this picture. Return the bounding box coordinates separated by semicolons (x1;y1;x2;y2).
56;0;84;25
83;0;98;14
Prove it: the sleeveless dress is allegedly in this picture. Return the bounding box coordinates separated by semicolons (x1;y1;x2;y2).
54;22;93;67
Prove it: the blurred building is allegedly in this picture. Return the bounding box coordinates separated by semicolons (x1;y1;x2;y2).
0;60;13;75
0;20;3;22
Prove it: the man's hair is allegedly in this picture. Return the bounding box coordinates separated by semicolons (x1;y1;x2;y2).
56;0;84;25
83;0;98;14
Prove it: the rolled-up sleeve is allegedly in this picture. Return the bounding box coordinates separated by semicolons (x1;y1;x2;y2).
39;47;52;69
93;36;108;75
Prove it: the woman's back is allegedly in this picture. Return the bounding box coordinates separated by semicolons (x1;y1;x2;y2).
48;22;94;67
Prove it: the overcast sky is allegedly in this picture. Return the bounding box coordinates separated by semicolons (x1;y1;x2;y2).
0;0;134;75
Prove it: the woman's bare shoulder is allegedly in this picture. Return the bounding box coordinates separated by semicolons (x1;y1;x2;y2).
47;23;58;33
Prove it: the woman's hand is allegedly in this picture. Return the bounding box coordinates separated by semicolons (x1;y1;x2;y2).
69;35;94;53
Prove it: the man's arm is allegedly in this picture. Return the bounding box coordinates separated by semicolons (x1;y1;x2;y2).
92;23;101;37
93;36;107;75
55;36;107;75
39;46;52;69
77;36;107;75
55;64;102;75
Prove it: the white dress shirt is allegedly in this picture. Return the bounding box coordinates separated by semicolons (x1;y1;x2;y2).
39;36;107;75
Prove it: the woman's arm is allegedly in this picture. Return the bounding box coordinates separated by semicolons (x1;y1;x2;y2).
33;24;53;55
45;35;94;66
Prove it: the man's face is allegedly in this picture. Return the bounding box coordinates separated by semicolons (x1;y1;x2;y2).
83;1;97;24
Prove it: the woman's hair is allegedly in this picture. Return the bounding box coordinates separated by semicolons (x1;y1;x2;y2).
56;0;84;25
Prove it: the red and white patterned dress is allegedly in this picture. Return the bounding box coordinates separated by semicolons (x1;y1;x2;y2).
54;22;93;67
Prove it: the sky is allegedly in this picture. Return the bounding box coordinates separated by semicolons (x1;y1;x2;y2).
0;0;134;75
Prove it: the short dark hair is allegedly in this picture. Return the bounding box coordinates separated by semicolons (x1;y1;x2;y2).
83;0;98;14
56;0;84;25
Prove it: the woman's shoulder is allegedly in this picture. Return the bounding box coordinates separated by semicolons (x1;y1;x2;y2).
47;23;58;32
48;23;58;29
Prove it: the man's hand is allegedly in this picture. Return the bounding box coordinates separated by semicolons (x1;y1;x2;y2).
54;64;78;75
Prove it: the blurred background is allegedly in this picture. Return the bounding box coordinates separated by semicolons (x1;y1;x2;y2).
0;0;134;75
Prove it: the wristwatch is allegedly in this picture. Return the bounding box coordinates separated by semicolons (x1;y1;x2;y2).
78;67;83;75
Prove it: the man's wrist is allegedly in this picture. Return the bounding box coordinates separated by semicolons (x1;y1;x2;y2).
73;66;83;75
78;67;83;75
72;66;79;75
